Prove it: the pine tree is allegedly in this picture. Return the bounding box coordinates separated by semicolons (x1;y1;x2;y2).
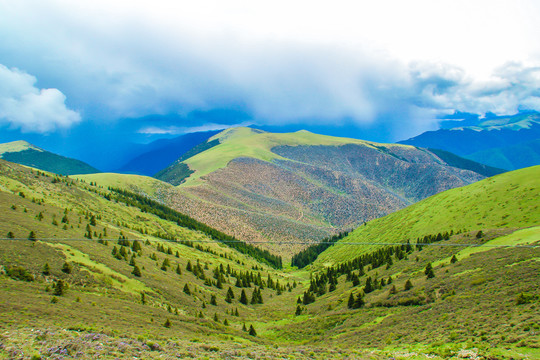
164;318;171;328
176;264;182;275
295;305;302;316
240;289;248;305
132;265;142;277
450;255;458;264
141;292;146;305
7;231;14;239
28;231;36;240
213;313;219;322
353;292;365;309
242;323;247;332
248;325;257;336
425;262;435;279
223;319;229;326
183;284;191;295
210;294;217;306
404;279;413;291
347;292;355;309
225;287;234;303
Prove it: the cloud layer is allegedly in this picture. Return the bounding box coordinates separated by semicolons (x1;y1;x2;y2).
1;1;539;140
0;65;81;133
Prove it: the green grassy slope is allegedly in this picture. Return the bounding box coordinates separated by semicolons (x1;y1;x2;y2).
314;165;540;267
1;160;538;359
0;140;100;175
0;159;312;358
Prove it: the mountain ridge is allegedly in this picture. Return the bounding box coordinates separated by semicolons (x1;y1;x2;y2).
0;140;100;175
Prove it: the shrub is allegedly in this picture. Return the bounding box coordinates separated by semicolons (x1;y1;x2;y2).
53;280;65;296
61;262;72;274
42;263;51;276
6;266;34;281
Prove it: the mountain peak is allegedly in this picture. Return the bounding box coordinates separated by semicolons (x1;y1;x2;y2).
210;127;266;143
0;140;43;155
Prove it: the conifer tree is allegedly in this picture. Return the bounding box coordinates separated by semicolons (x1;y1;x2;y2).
295;305;302;316
347;292;355;309
240;289;248;305
28;231;36;240
404;279;413;291
425;262;435;279
176;264;182;275
183;283;191;295
7;231;14;239
353;292;365;309
164;318;171;328
450;255;458;264
210;294;217;306
132;265;142;277
248;325;257;336
225;287;234;303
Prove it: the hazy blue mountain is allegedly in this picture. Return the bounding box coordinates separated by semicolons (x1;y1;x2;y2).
400;112;540;170
115;131;220;176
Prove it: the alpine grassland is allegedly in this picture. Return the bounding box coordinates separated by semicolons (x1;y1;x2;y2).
0;158;538;359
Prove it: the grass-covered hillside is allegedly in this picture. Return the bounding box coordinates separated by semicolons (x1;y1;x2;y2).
314;165;540;266
0;159;538;359
0;140;100;175
151;127;496;254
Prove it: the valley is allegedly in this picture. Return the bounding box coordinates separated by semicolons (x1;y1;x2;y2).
0;154;538;359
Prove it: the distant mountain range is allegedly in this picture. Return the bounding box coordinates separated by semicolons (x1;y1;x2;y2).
0;140;99;175
400;112;540;170
115;131;219;176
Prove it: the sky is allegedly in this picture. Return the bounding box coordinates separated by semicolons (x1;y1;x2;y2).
0;0;539;167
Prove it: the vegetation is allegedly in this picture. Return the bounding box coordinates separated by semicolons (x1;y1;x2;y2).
291;231;349;268
109;187;283;268
0;156;538;359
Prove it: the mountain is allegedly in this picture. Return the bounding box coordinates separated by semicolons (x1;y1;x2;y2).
152;127;500;252
312;165;540;266
0;159;538;359
400;112;540;170
115;130;220;176
0;140;100;175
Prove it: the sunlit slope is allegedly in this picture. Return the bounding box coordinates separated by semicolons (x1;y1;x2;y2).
179;127;401;186
315;165;540;266
0;159;299;348
75;172;174;197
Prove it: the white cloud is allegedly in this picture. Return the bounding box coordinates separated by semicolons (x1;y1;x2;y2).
0;0;539;139
138;122;253;135
0;64;81;133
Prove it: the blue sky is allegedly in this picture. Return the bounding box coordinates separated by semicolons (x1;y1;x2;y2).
1;0;540;160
